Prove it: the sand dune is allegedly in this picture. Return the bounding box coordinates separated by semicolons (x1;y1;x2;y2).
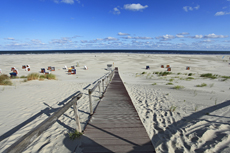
0;53;230;153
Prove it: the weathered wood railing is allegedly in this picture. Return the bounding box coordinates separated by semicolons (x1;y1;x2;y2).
3;69;115;153
4;93;83;153
88;70;114;115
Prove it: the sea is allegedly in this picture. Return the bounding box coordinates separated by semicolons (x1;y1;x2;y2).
0;50;230;55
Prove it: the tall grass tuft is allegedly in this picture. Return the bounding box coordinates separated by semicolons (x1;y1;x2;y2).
45;74;56;80
195;83;207;87
186;77;194;80
200;73;217;79
169;106;177;112
159;71;172;76
68;130;82;140
173;85;184;90
0;74;12;85
27;73;40;81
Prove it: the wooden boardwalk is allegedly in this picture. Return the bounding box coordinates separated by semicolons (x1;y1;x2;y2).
80;68;155;153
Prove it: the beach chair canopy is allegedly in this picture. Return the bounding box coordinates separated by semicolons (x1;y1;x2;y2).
146;66;150;69
107;64;112;70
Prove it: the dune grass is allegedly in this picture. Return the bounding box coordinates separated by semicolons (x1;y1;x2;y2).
169;106;177;112
195;83;207;87
173;85;184;90
200;73;218;79
0;74;12;85
221;76;230;81
166;82;173;85
27;73;40;81
20;75;27;78
68;130;82;140
45;74;56;80
186;77;194;80
27;73;56;81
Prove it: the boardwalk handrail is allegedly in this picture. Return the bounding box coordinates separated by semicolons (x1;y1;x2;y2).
4;92;83;153
88;70;115;115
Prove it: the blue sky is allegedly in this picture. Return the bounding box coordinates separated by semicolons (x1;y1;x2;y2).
0;0;230;50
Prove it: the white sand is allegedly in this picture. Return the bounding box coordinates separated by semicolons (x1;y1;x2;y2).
0;53;230;153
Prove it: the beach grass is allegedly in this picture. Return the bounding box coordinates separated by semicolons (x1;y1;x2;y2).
166;82;173;85
45;74;56;80
27;73;40;81
68;130;82;140
196;83;207;87
0;74;12;85
186;77;194;80
20;75;27;78
169;106;177;112
173;85;184;90
159;71;172;76
27;73;56;81
200;73;217;79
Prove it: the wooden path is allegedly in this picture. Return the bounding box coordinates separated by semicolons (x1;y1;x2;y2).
80;67;155;153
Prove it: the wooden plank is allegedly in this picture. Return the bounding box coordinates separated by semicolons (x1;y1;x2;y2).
81;67;155;153
81;137;152;146
81;145;154;153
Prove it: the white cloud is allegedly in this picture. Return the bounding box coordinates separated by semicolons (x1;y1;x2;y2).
192;35;203;39
200;39;214;43
80;37;118;43
31;39;45;45
156;34;175;41
121;36;152;39
215;11;230;16
4;37;15;40
104;37;118;41
183;6;188;12
118;32;130;36
53;0;79;4
96;38;103;41
177;32;190;35
176;35;184;38
50;37;72;44
203;33;228;38
62;0;74;4
124;3;148;11
194;5;200;10
183;5;200;12
113;7;120;15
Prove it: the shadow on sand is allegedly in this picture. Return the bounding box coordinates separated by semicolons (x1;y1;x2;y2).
151;100;230;152
0;91;81;142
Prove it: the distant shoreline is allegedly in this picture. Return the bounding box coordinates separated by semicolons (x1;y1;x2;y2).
0;50;230;55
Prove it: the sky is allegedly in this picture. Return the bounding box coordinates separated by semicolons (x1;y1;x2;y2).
0;0;230;51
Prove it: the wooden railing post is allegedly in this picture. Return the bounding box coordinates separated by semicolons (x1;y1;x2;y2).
88;89;93;115
102;79;105;92
73;102;81;132
98;81;101;98
3;93;83;153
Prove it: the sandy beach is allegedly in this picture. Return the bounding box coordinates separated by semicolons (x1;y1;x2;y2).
0;53;230;153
